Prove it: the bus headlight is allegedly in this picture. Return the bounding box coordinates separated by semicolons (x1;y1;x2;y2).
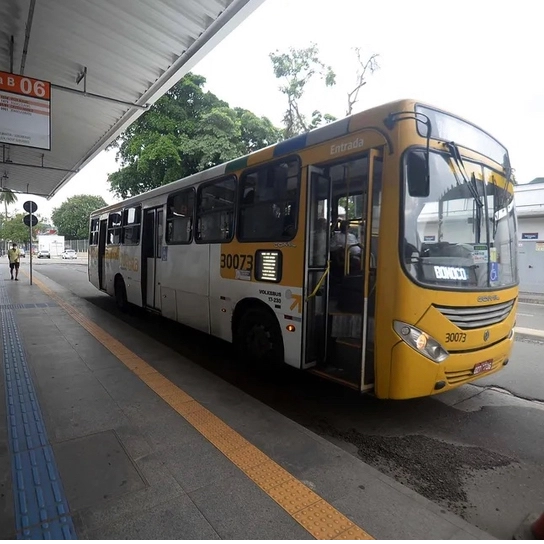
393;321;449;363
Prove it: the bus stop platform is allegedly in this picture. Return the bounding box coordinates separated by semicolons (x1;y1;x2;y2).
0;267;494;540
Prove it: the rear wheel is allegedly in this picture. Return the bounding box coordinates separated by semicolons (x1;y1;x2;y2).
235;308;284;367
114;277;129;312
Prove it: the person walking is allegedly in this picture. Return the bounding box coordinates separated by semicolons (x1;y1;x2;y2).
7;242;21;281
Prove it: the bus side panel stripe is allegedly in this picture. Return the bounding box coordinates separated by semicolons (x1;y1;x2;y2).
225;156;248;173
247;146;274;166
273;134;307;157
305;117;350;146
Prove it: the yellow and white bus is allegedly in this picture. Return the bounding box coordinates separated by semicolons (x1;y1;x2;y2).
89;99;518;399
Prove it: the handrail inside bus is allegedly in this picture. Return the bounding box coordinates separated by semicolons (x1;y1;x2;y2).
344;243;364;276
306;261;330;301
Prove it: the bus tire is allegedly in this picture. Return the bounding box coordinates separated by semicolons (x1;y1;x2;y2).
235;308;284;367
114;276;128;313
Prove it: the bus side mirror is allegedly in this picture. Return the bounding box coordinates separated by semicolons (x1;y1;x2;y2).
407;151;430;197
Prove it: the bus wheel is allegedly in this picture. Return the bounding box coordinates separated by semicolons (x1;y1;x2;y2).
236;309;284;366
114;277;128;312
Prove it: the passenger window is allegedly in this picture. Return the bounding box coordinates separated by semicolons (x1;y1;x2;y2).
196;178;236;243
107;212;122;245
166;189;194;244
238;159;300;242
89;218;99;245
122;206;141;245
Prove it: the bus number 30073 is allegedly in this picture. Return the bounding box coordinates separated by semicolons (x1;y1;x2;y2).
220;253;253;271
445;332;467;343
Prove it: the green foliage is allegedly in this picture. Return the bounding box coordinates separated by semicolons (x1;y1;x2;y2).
0;189;18;220
270;44;380;135
0;189;18;207
1;213;43;243
269;43;337;138
108;73;282;199
51;195;107;240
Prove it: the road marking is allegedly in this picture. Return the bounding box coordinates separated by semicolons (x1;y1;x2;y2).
515;326;544;339
28;274;373;540
516;313;534;317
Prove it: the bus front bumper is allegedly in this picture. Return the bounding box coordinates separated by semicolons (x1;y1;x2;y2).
388;333;514;400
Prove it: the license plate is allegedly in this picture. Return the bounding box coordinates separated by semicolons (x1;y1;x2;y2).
473;360;493;375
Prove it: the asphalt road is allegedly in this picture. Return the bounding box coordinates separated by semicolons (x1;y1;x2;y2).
516;301;544;332
23;260;544;539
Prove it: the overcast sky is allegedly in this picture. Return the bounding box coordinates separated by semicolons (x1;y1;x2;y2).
25;0;544;220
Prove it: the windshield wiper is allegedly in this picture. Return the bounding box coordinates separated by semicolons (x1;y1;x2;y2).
445;141;483;208
445;142;495;285
445;141;486;243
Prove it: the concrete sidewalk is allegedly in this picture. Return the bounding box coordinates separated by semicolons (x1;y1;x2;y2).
0;268;495;540
519;292;544;305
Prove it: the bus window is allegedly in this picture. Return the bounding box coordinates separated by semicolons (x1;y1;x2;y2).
166;189;194;244
89;218;99;245
107;212;122;244
195;177;236;243
238;159;300;242
122;206;141;245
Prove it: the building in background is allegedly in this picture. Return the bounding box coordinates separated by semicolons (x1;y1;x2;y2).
515;178;544;294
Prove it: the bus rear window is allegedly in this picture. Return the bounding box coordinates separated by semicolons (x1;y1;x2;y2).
238;159;300;242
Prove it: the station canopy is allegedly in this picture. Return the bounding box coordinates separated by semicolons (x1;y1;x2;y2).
0;0;263;198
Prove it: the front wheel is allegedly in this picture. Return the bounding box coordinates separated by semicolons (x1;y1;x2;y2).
235;308;284;367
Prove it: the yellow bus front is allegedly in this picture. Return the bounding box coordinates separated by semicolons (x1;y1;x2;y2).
375;103;517;399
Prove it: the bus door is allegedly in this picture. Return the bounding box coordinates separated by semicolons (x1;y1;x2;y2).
98;219;107;290
142;207;164;309
304;150;382;392
302;166;331;370
360;150;383;392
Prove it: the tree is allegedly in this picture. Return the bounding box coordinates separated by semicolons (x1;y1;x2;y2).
346;49;379;116
235;107;282;153
270;44;336;138
108;73;281;199
270;45;380;136
2;213;44;244
51;195;107;240
0;188;18;220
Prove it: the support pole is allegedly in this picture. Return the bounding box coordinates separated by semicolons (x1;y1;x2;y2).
29;219;33;285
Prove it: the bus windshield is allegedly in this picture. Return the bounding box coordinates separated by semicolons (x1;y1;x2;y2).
416;105;509;166
403;150;518;290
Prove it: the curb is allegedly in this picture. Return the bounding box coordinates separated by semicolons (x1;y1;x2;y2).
515;326;544;340
519;298;544;305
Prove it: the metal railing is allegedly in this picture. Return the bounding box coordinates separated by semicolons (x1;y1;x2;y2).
63;240;89;253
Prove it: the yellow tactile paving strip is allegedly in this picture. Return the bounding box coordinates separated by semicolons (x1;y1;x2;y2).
29;274;373;540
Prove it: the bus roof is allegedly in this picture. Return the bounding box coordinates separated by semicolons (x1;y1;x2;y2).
91;98;503;215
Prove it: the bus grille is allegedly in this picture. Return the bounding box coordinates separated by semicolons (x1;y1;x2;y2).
445;357;505;385
435;300;515;330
